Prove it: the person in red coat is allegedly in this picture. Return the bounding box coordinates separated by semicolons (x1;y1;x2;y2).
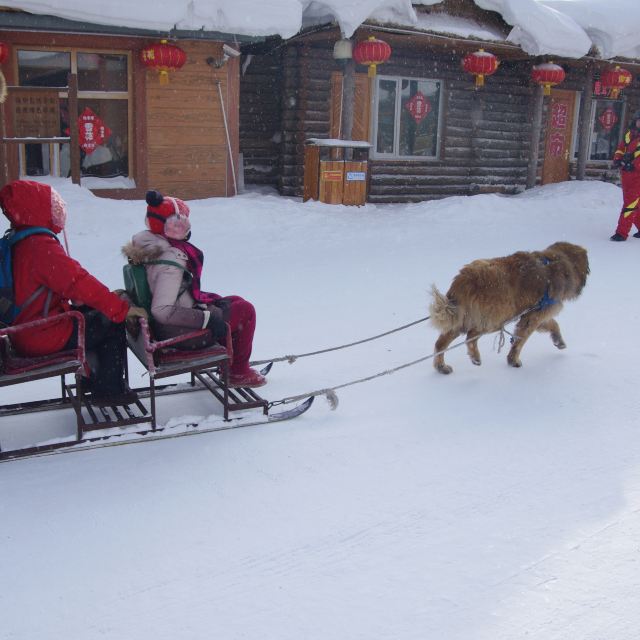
0;179;146;402
610;110;640;241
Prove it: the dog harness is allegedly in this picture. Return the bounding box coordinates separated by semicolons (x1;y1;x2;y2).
536;257;557;310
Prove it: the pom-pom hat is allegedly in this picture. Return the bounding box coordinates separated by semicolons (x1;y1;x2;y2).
145;189;191;240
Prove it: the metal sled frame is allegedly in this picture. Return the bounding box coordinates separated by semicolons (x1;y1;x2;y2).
0;312;151;449
126;318;268;428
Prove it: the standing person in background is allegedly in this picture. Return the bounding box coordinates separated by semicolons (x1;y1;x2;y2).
610;110;640;241
122;190;266;388
0;179;147;404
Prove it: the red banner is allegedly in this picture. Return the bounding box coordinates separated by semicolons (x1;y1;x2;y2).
78;107;111;155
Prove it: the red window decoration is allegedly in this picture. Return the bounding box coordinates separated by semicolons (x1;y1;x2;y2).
599;65;632;99
140;40;187;85
462;49;499;88
532;62;566;96
78;107;112;155
0;42;9;64
353;36;391;78
405;91;431;124
598;107;618;132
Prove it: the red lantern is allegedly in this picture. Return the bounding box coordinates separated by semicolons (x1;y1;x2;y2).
0;42;9;64
353;36;391;78
532;62;566;96
600;65;633;99
140;40;187;85
462;49;499;88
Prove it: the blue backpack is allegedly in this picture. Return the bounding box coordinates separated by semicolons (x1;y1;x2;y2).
0;227;58;327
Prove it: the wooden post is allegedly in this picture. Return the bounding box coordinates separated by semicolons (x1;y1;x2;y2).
576;64;594;181
67;73;80;185
342;58;355;141
526;84;544;189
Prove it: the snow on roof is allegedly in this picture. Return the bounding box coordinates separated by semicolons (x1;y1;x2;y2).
0;0;638;61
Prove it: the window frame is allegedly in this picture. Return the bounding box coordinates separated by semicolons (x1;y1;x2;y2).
371;74;445;161
571;95;627;164
15;45;133;181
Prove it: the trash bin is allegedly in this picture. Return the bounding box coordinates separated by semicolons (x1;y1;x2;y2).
303;138;371;206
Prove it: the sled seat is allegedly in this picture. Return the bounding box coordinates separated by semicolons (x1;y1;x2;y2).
126;317;268;428
0;311;151;456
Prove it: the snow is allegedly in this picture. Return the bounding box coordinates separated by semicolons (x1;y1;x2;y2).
2;177;640;639
2;0;639;60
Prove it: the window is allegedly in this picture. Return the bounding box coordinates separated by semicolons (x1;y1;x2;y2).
373;76;443;159
589;100;624;161
17;48;132;183
572;97;625;162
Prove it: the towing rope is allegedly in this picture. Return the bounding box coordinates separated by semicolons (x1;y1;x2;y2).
250;315;430;366
272;304;548;410
270;331;488;410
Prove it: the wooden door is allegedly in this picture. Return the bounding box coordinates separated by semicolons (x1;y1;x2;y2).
542;89;576;184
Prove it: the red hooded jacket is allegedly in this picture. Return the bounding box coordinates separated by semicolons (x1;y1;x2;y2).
0;180;128;356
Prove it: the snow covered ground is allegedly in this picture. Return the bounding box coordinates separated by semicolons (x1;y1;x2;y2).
2;178;640;639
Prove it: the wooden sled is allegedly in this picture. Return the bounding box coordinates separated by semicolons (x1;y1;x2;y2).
126;317;268;428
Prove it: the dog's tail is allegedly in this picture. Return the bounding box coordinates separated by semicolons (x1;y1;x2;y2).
429;285;461;333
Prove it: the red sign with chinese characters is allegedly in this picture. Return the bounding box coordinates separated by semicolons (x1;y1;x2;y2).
549;131;566;157
405;91;431;124
78;107;111;155
598;107;618;132
551;102;568;130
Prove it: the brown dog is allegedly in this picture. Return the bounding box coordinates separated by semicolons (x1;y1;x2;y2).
430;242;589;374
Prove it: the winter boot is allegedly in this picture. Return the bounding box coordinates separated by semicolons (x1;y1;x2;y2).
633;231;640;238
229;368;267;388
610;233;626;241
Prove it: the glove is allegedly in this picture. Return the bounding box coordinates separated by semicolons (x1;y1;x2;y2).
622;152;635;171
206;308;228;340
125;305;148;337
612;158;622;168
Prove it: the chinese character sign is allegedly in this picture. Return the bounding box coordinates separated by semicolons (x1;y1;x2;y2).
549;131;566;157
78;107;111;155
551;102;568;130
404;91;431;124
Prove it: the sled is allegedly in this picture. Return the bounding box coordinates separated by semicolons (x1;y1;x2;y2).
0;311;152;442
125;317;268;428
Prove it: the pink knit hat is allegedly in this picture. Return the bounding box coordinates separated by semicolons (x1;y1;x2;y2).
145;190;191;240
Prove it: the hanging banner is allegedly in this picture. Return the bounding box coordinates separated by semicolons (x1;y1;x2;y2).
78;107;111;154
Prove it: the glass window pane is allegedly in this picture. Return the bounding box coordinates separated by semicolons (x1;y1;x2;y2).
78;52;128;92
590;100;624;161
67;99;129;178
18;50;71;87
399;79;441;157
376;79;396;154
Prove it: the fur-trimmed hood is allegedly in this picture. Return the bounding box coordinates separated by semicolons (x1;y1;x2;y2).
122;230;186;265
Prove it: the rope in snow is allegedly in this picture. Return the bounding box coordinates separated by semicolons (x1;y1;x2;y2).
250;315;430;366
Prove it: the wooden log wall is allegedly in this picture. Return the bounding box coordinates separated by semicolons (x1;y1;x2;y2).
239;50;284;186
241;38;640;202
